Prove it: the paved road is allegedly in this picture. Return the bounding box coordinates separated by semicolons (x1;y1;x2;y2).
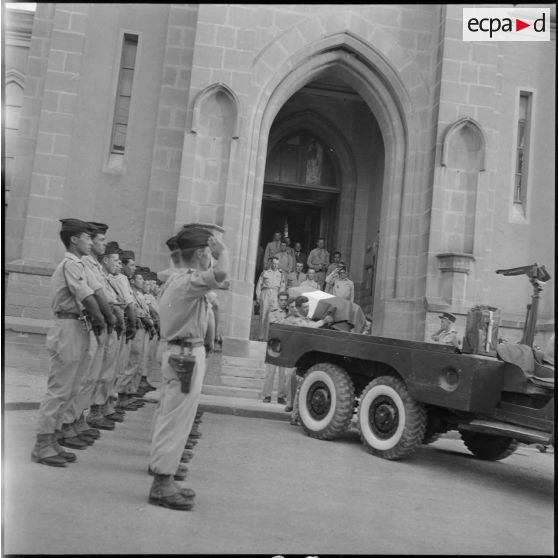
2;405;554;555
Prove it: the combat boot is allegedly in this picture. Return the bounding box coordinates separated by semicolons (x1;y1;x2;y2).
87;406;116;430
180;448;195;463
51;438;77;463
148;464;188;481
189;424;202;438
148;474;195;511
74;415;101;439
185;439;197;450
59;424;89;450
31;434;68;467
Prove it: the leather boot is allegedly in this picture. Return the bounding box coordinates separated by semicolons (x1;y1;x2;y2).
60;424;89;450
31;434;68;467
148;464;188;481
87;413;116;430
74;415;101;438
148;474;195;510
180;448;195;463
185;439;197;450
51;439;77;462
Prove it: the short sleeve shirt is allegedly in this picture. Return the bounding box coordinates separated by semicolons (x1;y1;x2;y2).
82;254;116;302
50;252;95;314
110;273;135;306
81;254;103;292
159;268;223;341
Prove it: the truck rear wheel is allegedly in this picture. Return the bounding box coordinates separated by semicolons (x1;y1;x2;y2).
459;431;519;461
298;363;355;440
358;376;426;460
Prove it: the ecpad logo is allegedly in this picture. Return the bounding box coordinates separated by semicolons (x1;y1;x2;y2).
463;8;550;41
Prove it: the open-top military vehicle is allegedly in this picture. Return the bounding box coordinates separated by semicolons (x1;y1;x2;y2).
266;264;554;460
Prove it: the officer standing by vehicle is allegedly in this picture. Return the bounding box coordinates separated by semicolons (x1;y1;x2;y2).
148;223;228;510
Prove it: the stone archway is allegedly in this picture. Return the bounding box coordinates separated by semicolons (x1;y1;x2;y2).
235;32;426;339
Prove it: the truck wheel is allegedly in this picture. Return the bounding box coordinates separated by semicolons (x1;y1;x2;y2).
459;431;519;461
358;376;426;460
298;363;355;440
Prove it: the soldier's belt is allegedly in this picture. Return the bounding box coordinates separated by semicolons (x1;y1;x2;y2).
55;312;81;320
168;338;204;348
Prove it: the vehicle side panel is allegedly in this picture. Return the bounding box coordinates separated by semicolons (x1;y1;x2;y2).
266;324;506;413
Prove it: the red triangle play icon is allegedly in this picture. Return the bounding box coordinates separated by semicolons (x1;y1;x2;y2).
516;19;530;32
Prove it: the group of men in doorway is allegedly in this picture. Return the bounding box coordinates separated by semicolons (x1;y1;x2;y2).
31;218;224;512
255;232;355;341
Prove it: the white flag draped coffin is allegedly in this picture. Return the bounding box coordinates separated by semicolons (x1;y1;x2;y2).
287;286;367;333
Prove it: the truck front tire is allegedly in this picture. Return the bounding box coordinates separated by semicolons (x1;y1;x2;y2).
358;375;426;460
298;363;355;440
459;431;519;460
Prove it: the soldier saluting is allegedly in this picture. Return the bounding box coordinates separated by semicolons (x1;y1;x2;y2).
148;223;228;510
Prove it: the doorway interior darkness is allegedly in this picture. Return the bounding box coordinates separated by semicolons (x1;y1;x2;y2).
258;184;338;269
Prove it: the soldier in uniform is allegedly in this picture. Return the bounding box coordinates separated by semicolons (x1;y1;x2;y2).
276;239;294;281
69;222;121;433
148;224;229;510
324;251;343;293
255;256;285;341
58;223;117;448
293;242;307;270
126;268;157;397
113;250;143;411
261;291;289;403
431;312;460;347
299;268;320;290
328;265;355;302
287;261;307;288
31;219;106;466
139;270;160;395
263;231;282;264
307;238;330;289
92;241;128;424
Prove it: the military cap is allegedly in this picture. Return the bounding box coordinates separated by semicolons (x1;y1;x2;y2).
175;226;211;250
104;243;121;256
120;250;135;261
59;218;94;235
439;312;456;323
181;222;225;235
88;222;109;235
165;235;179;252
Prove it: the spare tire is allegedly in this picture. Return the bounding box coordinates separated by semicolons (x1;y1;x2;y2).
459;431;519;461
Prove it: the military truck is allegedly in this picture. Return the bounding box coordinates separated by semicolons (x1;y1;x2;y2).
266;324;554;460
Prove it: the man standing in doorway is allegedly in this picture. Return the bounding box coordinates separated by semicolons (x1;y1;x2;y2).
263;231;282;265
307;238;330;289
287;261;307;288
261;291;289;404
293;242;307;269
255;256;285;341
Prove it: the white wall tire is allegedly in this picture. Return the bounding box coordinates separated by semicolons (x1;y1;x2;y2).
358;375;426;460
298;363;355;440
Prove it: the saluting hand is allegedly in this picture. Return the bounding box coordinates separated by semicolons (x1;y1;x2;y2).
208;235;226;258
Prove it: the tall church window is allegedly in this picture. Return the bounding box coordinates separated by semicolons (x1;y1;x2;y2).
265;132;336;188
4;78;24;203
110;33;138;154
513;91;532;212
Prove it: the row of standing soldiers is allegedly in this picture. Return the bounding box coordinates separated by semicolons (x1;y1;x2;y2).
32;218;228;511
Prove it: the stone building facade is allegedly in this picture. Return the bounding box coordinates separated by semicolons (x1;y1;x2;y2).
4;4;555;361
